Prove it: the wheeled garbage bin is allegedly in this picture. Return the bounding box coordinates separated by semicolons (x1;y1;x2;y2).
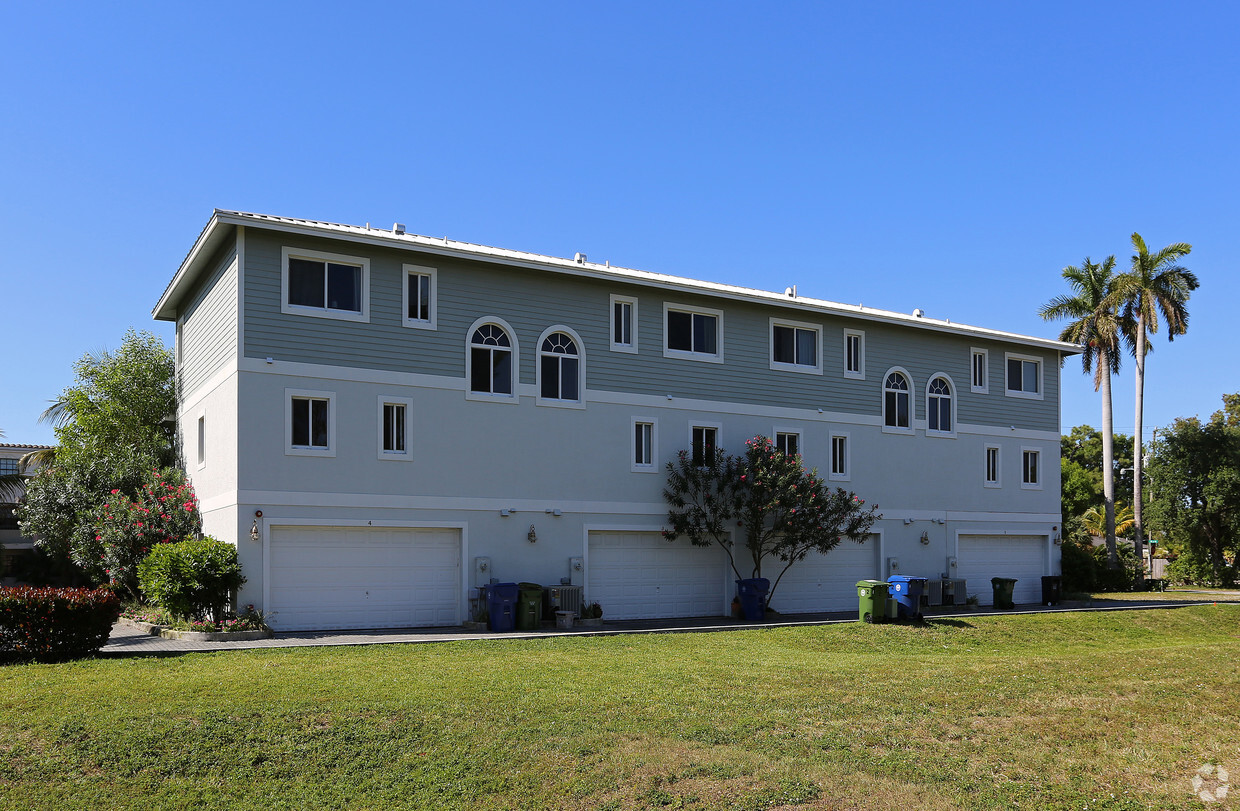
887;575;928;620
1041;575;1062;606
487;582;519;632
991;577;1017;610
736;578;770;621
516;582;543;630
856;580;891;624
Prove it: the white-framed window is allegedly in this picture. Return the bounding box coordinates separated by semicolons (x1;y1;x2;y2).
196;414;205;468
286;388;336;457
281;247;369;322
882;368;913;433
926;375;955;436
1005;352;1043;400
632;417;657;473
466;317;519;402
610;294;638;353
829;431;850;481
984;444;1001;488
377;395;413;461
775;430;801;457
537;327;584;406
690;423;721;467
769;318;822;374
664;303;723;363
402;264;437;330
1021;448;1042;489
844;329;865;380
971;348;989;394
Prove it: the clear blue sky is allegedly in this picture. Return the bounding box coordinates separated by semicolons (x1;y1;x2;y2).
2;2;1235;447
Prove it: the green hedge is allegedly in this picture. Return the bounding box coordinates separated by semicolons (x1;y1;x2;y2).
0;586;121;663
137;536;245;622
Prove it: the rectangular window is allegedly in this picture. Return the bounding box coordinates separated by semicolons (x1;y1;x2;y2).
1006;353;1043;398
971;349;989;393
770;318;821;373
844;330;865;379
291;397;329;448
691;425;719;467
664;303;723;362
610;295;637;353
196;415;205;467
0;459;18;476
402;264;436;329
1022;449;1041;489
984;445;1001;487
282;247;369;322
775;432;800;457
383;404;406;453
633;420;655;471
0;504;17;531
830;433;849;480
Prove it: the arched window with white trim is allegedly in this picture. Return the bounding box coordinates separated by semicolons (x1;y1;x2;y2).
539;331;580;401
884;370;911;430
469;322;514;396
927;375;954;434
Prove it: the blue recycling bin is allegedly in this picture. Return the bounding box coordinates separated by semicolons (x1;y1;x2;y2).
887;575;928;620
736;578;770;621
486;582;519;632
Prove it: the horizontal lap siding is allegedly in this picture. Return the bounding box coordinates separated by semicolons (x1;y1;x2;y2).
242;230;1059;431
180;242;237;397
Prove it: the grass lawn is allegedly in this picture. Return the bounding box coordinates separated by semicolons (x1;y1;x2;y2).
2;605;1238;810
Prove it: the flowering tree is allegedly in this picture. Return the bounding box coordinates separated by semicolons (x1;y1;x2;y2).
88;468;202;598
663;436;880;604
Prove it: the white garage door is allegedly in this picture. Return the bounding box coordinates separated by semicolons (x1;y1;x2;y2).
768;536;879;614
957;535;1046;606
588;531;727;620
269;526;460;631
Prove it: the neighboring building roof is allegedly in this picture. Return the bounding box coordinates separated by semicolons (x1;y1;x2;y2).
154;209;1081;355
0;443;53;451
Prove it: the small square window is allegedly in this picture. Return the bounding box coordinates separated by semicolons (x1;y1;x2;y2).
770;318;822;374
1006;353;1043;399
610;295;638;353
844;330;865;379
664;303;723;362
632;418;657;472
378;396;414;460
775;431;800;457
402;265;437;330
830;432;850;481
282;248;369;322
286;389;336;457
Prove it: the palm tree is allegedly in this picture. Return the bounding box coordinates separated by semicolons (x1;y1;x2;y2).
1040;256;1127;568
1081;504;1134;539
1106;233;1198;578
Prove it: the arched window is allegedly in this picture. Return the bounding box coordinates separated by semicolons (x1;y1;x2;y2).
539;331;580;401
884;371;910;429
927;376;953;433
470;323;513;395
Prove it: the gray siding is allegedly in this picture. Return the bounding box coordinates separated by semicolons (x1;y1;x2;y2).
242;229;1059;431
180;241;238;397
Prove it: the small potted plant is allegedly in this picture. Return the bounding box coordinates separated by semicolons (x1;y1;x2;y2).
579;602;604;627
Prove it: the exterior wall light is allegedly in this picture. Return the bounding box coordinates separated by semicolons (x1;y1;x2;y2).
527;525;537;543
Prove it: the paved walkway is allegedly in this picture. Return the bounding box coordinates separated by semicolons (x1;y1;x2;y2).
99;597;1235;657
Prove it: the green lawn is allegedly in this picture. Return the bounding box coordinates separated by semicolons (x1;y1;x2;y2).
2;606;1237;810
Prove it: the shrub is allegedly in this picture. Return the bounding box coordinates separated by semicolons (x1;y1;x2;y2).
0;586;121;663
137;536;244;622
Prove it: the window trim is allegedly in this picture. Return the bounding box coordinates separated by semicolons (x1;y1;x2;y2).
843;329;865;380
689;422;723;467
195;412;205;469
970;348;989;394
377;395;414;461
925;374;957;438
663;302;724;363
829;430;851;481
285;388;336;458
631;416;658;473
609;294;638;354
281;246;370;323
773;427;802;458
535;325;586;409
1005;352;1044;400
881;367;914;435
465;316;520;404
769;317;823;375
984;443;1002;488
1021;447;1042;490
401;264;437;330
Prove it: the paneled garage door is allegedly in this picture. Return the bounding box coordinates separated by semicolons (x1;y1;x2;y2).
768;536;879;614
956;534;1046;606
587;530;728;620
268;526;461;631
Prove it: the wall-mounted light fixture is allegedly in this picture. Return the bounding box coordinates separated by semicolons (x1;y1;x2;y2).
903;518;914;525
250;509;263;542
527;525;537;543
919;531;930;545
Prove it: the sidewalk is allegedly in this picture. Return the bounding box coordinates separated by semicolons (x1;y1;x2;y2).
99;597;1232;657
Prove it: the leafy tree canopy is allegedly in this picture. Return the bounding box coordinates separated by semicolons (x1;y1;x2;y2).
1059;425;1134;522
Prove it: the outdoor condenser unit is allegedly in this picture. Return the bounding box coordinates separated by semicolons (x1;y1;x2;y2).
926;579;944;606
544;585;584;617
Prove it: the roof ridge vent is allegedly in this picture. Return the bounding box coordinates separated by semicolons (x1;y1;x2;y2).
784;285;797;298
393;223;406;235
913;308;924;318
574;252;587;264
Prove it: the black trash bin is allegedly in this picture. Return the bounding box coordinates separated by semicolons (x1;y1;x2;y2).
991;577;1017;610
1041;575;1062;606
735;578;770;621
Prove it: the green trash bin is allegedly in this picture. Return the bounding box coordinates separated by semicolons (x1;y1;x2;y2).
856;580;891;624
991;577;1017;610
516;582;543;630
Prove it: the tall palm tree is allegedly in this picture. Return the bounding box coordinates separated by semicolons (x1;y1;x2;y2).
1107;233;1198;577
1081;504;1134;538
1040;257;1126;568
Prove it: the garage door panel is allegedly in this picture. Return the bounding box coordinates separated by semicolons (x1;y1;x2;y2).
269;526;460;631
771;537;879;614
957;535;1045;606
588;531;726;620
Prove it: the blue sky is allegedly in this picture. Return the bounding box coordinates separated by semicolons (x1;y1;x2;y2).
2;2;1236;447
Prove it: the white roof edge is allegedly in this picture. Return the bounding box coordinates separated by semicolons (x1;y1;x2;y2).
154;210;1081;354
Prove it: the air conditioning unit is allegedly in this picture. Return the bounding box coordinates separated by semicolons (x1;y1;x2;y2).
946;578;967;605
926;579;944;606
544;585;584;617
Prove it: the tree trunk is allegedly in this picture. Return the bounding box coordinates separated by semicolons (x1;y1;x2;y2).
1132;311;1146;587
1100;349;1119;569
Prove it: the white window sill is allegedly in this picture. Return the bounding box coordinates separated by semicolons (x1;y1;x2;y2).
286;446;336;458
770;360;823;376
610;343;638;354
281;303;369;323
1004;389;1043;401
465;391;520;404
663;348;724;364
